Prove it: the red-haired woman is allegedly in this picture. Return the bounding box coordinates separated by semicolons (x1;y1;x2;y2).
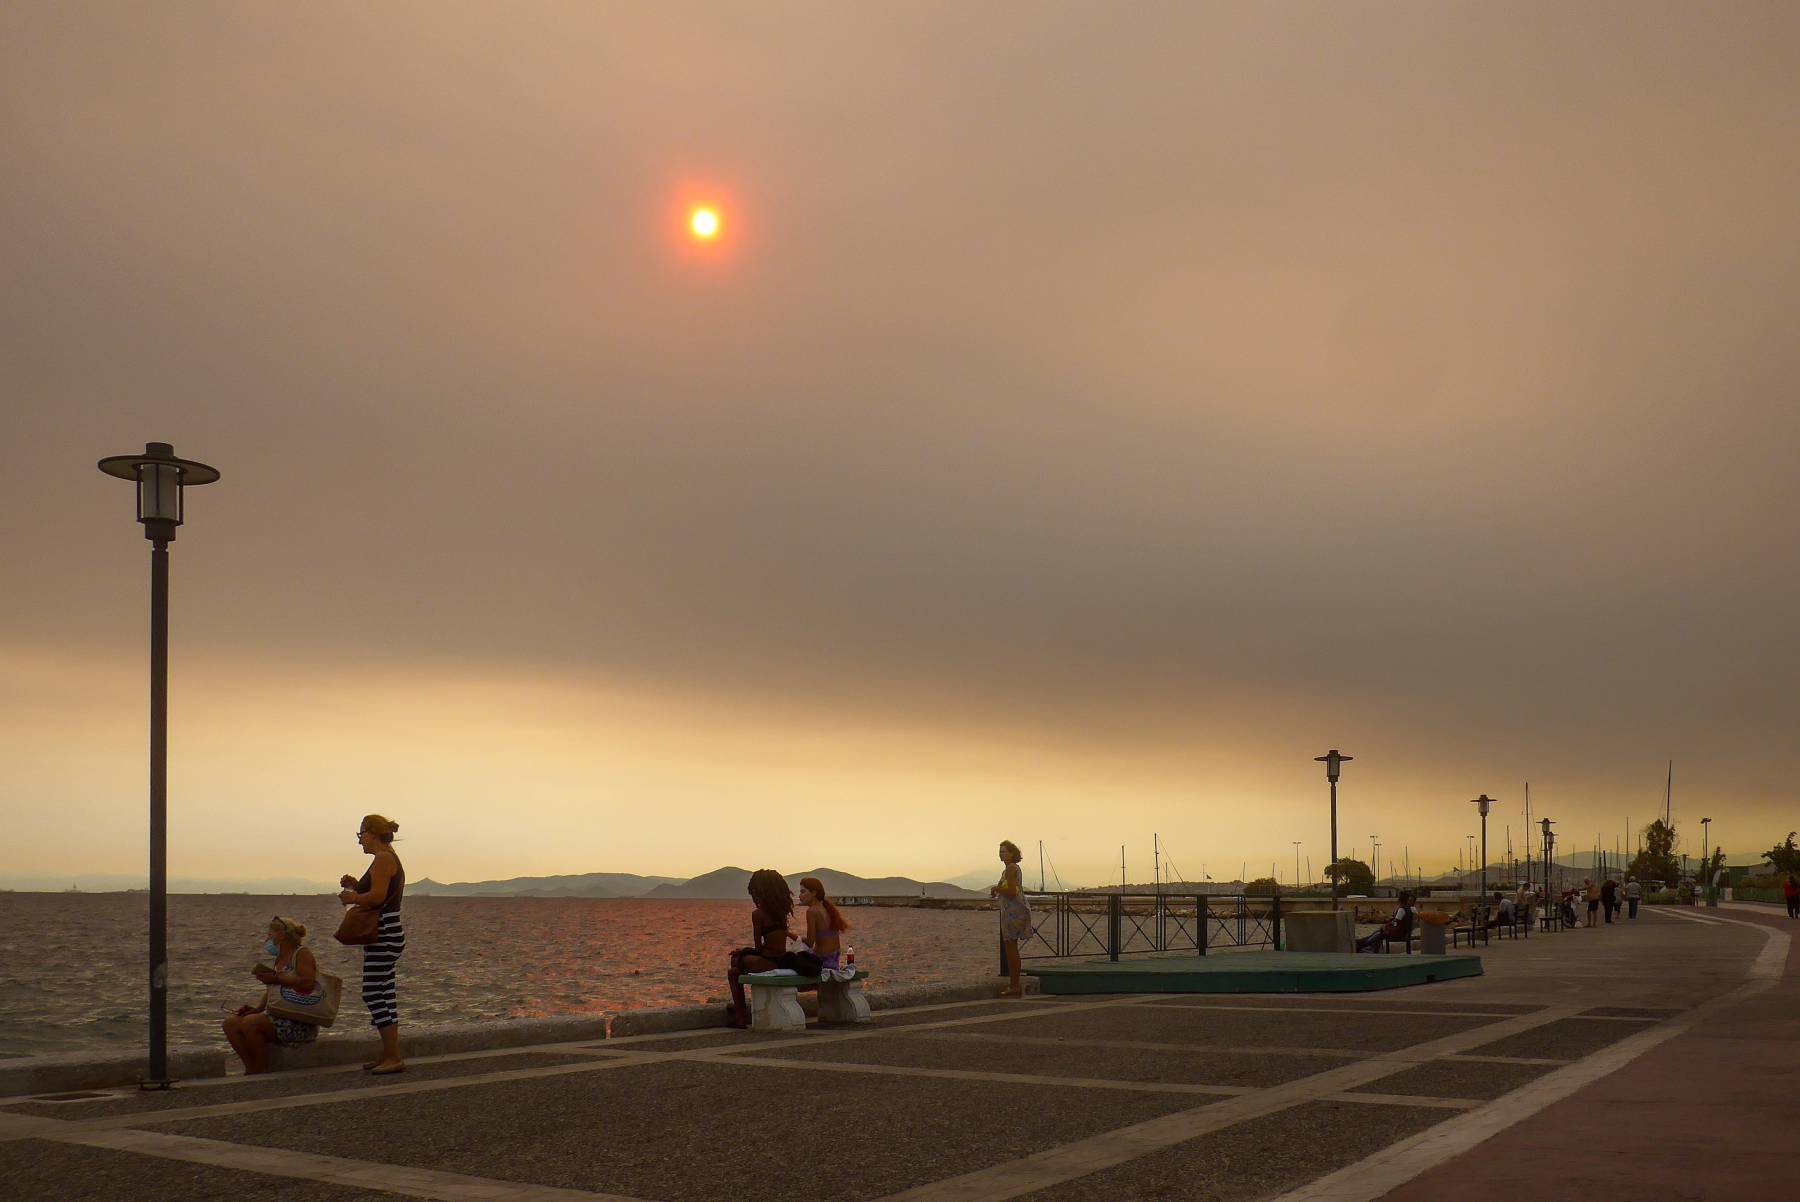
790;876;849;975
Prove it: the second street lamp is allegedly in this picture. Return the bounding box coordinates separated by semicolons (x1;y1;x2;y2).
1470;795;1494;925
1314;749;1353;910
97;441;221;1089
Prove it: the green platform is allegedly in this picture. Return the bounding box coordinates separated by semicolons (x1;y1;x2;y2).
1027;952;1482;995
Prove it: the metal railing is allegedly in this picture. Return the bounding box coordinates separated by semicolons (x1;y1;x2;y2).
1017;892;1284;962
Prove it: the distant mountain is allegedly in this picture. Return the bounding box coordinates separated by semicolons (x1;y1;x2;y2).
0;874;334;894
645;866;983;900
409;872;683;898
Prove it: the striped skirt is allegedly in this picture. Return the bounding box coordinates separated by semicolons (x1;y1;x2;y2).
361;912;405;1029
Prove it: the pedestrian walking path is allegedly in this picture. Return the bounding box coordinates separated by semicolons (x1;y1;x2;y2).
0;906;1776;1201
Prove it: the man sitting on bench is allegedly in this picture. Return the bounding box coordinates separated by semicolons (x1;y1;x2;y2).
1357;891;1415;953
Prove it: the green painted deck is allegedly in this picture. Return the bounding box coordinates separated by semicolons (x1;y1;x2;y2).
1027;951;1483;994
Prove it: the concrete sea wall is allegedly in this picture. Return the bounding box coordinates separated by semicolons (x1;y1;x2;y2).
0;978;1007;1097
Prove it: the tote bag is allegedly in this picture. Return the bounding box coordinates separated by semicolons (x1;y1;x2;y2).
265;970;343;1027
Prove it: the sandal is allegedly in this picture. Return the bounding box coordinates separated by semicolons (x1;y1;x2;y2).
369;1062;405;1075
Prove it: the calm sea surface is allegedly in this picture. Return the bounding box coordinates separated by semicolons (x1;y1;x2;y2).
0;894;1005;1058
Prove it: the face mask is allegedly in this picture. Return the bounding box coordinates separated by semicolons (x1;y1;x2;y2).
264;939;280;956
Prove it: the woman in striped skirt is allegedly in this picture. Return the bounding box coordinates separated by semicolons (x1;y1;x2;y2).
339;813;407;1074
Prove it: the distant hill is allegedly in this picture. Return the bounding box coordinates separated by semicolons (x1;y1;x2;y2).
406;867;980;900
409;872;683;898
645;866;983;900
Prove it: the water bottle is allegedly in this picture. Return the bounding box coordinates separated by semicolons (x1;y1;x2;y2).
846;944;856;967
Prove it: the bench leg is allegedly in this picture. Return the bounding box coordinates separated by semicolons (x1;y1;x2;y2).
750;986;806;1032
817;980;871;1024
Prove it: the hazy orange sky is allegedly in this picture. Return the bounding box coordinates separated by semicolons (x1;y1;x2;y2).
5;4;1798;889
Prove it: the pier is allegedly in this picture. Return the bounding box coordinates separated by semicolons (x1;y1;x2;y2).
1;902;1791;1201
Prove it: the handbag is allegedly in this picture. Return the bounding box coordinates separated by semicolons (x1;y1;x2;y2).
265;969;343;1027
334;904;381;946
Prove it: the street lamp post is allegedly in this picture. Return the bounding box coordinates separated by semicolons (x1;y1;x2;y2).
1539;817;1556;923
1314;750;1353;911
98;442;220;1089
1369;836;1380;883
1470;795;1494;924
1701;817;1714;906
1293;841;1302;891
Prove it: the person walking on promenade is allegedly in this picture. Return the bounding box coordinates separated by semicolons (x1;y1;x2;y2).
340;814;406;1074
1625;875;1642;919
1584;879;1600;927
1600;878;1618;924
223;917;319;1074
1784;874;1799;919
992;840;1032;997
726;869;794;1028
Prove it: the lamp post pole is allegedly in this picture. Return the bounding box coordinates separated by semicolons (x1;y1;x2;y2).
1471;795;1494;923
1315;750;1353;911
1369;836;1380;883
1539;817;1555;923
98;442;219;1089
1293;841;1302;891
1701;817;1714;905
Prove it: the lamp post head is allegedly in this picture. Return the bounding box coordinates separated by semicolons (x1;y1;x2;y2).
1471;794;1494;819
1314;749;1352;783
1540;816;1554;836
98;442;220;542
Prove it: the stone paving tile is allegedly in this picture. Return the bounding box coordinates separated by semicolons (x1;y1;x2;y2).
1580;1006;1682;1019
158;1058;1207;1202
869;999;1064;1028
732;1031;1349;1088
1347;1058;1554;1100
0;1052;605;1122
1143;996;1541;1016
1012;1099;1449;1201
0;1139;402;1202
981;1004;1501;1052
1464;1017;1645;1061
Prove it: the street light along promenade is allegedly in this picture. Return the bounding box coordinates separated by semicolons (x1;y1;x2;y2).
97;442;220;1089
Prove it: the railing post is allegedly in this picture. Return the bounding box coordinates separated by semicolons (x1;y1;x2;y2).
1108;894;1122;962
1197;894;1208;956
1272;894;1283;950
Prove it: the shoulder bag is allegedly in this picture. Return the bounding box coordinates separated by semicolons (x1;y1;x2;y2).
334;904;381;946
265;967;343;1027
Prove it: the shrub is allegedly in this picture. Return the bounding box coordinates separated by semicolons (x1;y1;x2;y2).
1644;891;1682;905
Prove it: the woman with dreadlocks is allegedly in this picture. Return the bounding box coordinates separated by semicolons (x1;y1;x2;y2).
726;869;794;1028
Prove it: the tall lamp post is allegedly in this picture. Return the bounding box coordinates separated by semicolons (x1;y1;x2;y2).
1470;795;1494;921
1701;817;1714;906
1314;750;1353;910
1539;816;1555;911
98;442;220;1089
1369;835;1380;883
1292;841;1302;891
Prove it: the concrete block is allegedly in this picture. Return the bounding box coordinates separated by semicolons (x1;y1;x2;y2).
1284;911;1353;953
817;980;872;1024
751;987;806;1032
0;1045;228;1097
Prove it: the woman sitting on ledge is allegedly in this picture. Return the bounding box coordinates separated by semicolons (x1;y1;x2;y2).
223;916;318;1074
727;869;794;1028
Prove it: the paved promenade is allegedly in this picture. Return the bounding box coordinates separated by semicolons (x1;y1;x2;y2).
0;905;1785;1202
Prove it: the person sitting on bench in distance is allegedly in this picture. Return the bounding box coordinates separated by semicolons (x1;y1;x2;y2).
1357;891;1415;952
1485;891;1515;930
726;869;794;1029
788;876;849;977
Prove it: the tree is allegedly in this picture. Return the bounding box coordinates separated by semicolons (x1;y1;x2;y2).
1630;819;1681;885
1244;877;1281;896
1764;833;1800;875
1325;858;1375;897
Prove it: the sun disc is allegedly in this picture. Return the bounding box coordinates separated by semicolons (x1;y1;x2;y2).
690;207;720;239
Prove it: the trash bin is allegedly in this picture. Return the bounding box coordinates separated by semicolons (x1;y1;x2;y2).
1420;922;1448;955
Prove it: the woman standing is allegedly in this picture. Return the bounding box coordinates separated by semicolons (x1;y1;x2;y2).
222;916;319;1074
340;813;406;1074
991;841;1031;997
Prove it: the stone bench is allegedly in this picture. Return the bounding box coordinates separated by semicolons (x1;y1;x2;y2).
740;970;871;1031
